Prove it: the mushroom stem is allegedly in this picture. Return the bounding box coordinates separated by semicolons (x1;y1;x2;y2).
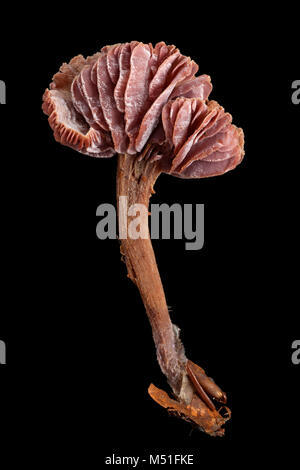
116;152;230;436
116;152;186;394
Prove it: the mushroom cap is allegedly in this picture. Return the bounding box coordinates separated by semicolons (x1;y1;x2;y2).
160;97;244;178
42;41;243;178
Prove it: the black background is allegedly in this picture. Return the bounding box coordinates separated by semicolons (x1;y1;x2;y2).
0;4;299;467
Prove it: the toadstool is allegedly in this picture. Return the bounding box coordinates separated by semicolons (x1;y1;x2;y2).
42;41;244;436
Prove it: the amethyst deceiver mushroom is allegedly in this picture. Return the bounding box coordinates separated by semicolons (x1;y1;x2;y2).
42;41;244;436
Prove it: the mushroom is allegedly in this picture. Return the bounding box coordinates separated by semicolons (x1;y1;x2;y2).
42;41;244;436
